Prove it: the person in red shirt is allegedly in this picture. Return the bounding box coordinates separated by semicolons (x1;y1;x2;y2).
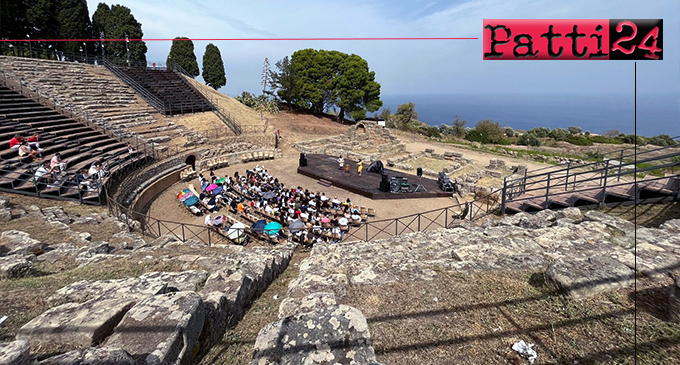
27;133;43;151
9;135;24;149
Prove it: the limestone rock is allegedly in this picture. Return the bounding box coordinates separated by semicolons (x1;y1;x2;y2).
278;292;337;319
583;210;635;234
670;277;680;322
106;291;205;365
0;256;32;279
0;196;8;209
660;219;680;234
0;340;30;365
287;274;349;301
49;270;206;305
253;305;381;365
0;230;46;256
546;256;635;298
201;269;253;326
38;346;135;365
0;208;11;222
17;298;135;348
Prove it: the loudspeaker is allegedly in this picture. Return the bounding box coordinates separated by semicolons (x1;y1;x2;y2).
379;174;390;192
417;167;423;177
299;153;307;167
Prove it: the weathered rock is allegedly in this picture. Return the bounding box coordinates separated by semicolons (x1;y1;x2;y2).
201;269;253;326
287;274;349;301
253;305;381;365
0;196;9;209
139;270;209;292
555;207;583;221
0;256;32;278
196;291;228;357
660;219;680;234
0;230;46;256
546;256;635;298
106;291;205;365
278;292;337;319
670;277;680;322
0;208;11;222
583;210;635;234
17;298;135;348
38;346;135;365
0;340;30;365
48;270;207;305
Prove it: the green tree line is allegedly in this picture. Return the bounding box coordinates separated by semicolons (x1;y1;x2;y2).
1;1;147;64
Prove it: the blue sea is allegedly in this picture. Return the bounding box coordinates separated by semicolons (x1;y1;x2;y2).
380;93;680;137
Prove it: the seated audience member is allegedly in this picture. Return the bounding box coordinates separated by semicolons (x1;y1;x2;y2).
27;133;43;151
18;141;40;160
33;162;54;186
188;205;202;215
351;212;362;223
204;214;213;226
74;168;95;192
127;143;135;155
50;153;68;172
9;134;24;149
89;159;108;180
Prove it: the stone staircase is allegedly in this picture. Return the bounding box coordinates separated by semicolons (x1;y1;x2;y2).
0;56;210;147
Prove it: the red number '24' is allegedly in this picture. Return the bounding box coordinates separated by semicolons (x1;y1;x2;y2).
612;21;662;59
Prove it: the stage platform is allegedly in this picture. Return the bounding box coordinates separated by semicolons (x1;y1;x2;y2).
297;154;452;200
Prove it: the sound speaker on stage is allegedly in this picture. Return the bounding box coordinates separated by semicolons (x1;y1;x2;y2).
299;153;307;167
379;173;390;192
417;167;423;177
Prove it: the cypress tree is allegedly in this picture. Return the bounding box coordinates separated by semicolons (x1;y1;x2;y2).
201;43;226;89
167;37;199;77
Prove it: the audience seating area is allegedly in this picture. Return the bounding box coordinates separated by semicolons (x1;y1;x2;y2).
0;85;148;203
117;67;212;115
177;166;377;246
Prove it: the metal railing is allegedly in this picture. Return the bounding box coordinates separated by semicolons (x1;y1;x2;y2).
169;62;243;135
101;58;169;115
500;140;680;213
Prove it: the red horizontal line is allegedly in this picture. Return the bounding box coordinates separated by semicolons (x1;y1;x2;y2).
1;37;477;42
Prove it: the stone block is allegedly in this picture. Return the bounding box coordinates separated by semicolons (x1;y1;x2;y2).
0;256;32;279
670;277;680;322
546;256;635;298
38;347;135;365
106;291;205;365
17;298;135;348
0;340;30;365
252;305;381;365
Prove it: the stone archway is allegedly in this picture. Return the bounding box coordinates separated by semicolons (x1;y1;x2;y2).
356;124;367;134
185;155;196;171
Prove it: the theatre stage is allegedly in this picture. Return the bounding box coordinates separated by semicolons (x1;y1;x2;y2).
297;154;451;200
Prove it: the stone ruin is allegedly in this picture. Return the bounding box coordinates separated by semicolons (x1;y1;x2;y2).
0;195;294;365
293;121;406;161
252;208;680;364
386;149;474;178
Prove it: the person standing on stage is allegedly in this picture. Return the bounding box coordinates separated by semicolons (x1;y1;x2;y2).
338;155;344;170
357;159;363;176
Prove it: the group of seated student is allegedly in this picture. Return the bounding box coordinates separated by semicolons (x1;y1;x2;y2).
193;164;366;247
10;133;44;161
32;154;108;192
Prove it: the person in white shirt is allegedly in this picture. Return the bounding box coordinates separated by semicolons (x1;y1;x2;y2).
331;196;341;207
351;213;362;223
338;216;349;226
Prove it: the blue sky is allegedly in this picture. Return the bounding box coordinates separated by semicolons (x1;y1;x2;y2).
85;0;679;135
86;0;679;95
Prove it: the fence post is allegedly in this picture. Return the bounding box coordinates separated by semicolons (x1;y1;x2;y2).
445;208;449;228
365;223;368;241
501;177;507;216
523;169;528;194
564;162;571;191
545;173;551;205
417;214;421;232
617;149;624;182
601;159;610;207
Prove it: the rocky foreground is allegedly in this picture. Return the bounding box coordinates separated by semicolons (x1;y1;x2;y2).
253;208;680;365
0;195;294;365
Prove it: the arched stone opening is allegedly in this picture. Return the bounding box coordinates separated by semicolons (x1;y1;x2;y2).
185;155;196;171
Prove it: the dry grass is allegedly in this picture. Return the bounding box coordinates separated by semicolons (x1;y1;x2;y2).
345;270;680;365
169;111;226;132
199;249;310;365
183;77;266;127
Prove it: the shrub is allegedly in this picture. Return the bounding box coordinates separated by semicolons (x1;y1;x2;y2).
504;127;515;137
517;133;542;147
589;135;623;144
564;135;593;146
528;127;551;138
648;134;678;147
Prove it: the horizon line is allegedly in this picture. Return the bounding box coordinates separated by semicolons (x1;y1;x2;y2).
0;37;478;42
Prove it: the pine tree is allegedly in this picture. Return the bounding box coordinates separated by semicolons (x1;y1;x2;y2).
167;37;199;77
201;43;226;89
